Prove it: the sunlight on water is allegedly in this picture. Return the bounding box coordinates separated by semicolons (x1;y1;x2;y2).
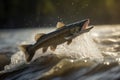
103;61;110;65
0;25;120;80
2;28;103;76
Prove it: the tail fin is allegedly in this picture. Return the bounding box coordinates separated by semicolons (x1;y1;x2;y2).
19;44;35;62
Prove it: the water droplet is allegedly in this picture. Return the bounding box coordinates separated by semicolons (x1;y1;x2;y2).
70;60;74;63
84;60;87;62
104;62;110;65
116;58;120;62
72;2;74;5
59;65;62;68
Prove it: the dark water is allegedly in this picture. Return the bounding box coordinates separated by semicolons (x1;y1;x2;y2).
0;25;120;80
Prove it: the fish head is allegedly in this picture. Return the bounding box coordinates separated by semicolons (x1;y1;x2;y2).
69;19;90;34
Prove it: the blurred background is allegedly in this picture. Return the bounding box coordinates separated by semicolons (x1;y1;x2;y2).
0;0;120;29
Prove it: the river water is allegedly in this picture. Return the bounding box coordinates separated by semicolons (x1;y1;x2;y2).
0;25;120;80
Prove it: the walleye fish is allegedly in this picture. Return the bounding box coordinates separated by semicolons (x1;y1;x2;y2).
20;19;93;62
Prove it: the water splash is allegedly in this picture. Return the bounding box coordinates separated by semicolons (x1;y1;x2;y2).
3;29;103;72
51;32;103;60
1;26;120;80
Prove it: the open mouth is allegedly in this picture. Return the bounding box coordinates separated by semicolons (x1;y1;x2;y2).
80;19;93;33
82;19;90;30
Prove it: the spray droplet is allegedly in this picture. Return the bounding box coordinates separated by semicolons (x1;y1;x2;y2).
70;59;74;63
84;60;87;62
72;2;74;5
104;62;110;65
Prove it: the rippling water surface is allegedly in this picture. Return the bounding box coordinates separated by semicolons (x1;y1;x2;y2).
0;25;120;80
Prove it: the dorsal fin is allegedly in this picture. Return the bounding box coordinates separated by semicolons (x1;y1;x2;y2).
56;22;65;29
35;33;45;41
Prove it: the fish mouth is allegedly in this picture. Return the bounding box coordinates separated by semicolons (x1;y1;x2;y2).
80;19;93;34
81;19;90;30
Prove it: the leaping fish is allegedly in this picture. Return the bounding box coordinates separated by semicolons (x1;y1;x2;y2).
20;19;93;62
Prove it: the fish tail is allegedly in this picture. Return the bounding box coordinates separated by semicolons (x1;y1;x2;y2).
19;44;35;62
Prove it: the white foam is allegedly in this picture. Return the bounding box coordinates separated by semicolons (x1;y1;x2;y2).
53;32;103;60
4;30;103;71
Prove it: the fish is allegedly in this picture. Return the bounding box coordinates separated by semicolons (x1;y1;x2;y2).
19;19;93;62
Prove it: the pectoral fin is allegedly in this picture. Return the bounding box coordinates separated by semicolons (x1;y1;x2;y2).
35;33;45;41
56;22;65;29
42;47;48;53
67;39;72;45
50;45;57;51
